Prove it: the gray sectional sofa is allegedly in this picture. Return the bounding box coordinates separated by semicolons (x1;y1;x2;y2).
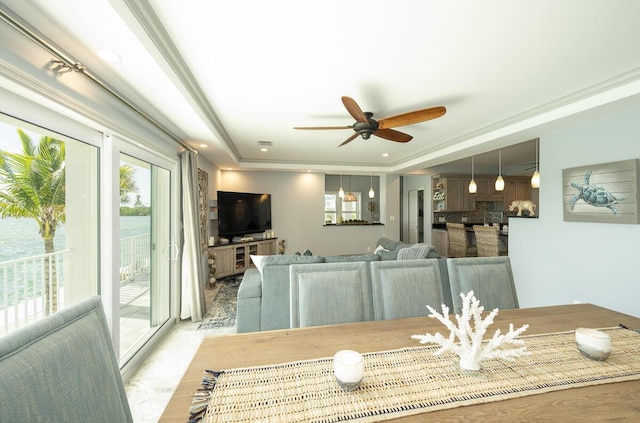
236;239;450;333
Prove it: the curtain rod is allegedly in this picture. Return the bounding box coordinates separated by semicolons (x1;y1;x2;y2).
0;6;195;153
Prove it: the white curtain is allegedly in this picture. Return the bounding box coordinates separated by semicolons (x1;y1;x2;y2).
180;150;205;321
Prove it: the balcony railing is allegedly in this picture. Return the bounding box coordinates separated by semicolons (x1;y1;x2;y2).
120;235;151;282
1;234;151;336
0;249;69;336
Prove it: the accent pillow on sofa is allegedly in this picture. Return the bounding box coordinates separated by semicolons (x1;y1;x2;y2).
251;254;323;276
375;249;400;260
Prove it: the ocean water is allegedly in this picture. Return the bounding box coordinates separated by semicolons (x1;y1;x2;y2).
0;216;150;302
0;215;150;263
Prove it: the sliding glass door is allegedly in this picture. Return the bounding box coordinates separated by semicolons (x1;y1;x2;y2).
119;153;172;363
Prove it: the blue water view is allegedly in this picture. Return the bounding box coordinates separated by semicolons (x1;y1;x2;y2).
0;216;150;263
0;216;150;302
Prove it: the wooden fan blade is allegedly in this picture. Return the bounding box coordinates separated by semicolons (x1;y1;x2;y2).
338;132;360;147
341;96;369;123
377;106;446;129
373;128;413;143
294;126;352;130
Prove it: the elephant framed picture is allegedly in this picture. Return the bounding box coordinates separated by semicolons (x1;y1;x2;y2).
562;159;639;224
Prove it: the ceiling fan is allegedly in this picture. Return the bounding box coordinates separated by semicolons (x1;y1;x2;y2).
294;96;446;146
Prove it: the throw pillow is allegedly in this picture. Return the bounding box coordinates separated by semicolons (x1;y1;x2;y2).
373;244;388;254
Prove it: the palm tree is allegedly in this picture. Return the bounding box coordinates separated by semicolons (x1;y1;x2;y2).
120;164;139;205
0;129;65;313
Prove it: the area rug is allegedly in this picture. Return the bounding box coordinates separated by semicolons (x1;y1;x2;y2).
197;276;241;330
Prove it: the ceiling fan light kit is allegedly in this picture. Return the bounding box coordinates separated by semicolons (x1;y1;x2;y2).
294;96;446;147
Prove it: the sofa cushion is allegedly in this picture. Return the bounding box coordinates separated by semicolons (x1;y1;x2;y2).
375;238;408;251
324;253;380;263
251;254;323;275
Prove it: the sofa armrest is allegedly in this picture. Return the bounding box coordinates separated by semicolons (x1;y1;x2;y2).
236;268;262;333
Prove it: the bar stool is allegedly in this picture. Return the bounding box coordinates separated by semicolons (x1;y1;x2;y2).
473;225;508;257
446;222;477;258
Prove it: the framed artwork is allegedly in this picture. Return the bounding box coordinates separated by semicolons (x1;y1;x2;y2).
198;168;209;251
562;159;639;224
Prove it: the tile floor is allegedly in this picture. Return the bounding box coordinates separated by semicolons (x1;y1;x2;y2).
125;286;234;423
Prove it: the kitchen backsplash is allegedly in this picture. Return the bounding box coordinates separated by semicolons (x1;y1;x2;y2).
434;201;516;224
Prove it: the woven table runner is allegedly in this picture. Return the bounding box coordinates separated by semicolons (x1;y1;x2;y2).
192;328;640;423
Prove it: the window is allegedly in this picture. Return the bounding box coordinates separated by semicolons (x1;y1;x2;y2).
0;116;99;335
324;192;361;224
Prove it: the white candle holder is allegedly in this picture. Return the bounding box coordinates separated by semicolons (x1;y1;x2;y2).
333;350;363;391
575;327;611;361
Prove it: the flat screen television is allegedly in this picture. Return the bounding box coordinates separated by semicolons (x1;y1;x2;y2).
217;191;272;238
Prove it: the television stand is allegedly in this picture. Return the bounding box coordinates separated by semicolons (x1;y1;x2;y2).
209;238;277;278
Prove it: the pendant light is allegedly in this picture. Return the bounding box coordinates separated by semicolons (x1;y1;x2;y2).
531;138;540;188
468;156;477;194
495;149;505;191
338;174;344;198
368;174;375;198
343;175;357;202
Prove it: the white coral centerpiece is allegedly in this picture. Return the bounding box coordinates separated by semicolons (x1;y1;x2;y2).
411;291;530;371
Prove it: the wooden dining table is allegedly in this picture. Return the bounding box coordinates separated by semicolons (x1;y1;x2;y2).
160;304;640;422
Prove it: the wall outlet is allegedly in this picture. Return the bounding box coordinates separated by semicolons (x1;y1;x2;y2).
461;216;468;222
367;246;371;252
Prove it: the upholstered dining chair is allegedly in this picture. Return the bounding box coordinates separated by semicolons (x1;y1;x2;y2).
370;259;448;320
473;225;507;257
447;256;519;314
290;261;372;328
0;296;133;422
446;222;477;257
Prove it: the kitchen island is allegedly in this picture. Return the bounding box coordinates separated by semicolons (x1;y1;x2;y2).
431;222;508;256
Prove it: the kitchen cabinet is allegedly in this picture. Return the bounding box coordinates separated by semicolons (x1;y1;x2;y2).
431;229;449;257
474;177;504;201
433;176;475;212
503;178;533;210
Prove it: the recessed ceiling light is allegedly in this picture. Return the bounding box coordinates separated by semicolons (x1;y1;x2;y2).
199;144;207;148
382;153;390;157
96;49;121;62
260;147;268;152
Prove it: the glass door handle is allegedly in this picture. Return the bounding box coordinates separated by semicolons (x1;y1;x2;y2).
163;242;179;261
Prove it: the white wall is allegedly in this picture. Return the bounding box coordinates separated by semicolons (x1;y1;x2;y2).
216;171;399;256
509;107;640;317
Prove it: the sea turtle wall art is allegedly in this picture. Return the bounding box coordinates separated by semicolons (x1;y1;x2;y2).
562;159;639;224
569;170;619;214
